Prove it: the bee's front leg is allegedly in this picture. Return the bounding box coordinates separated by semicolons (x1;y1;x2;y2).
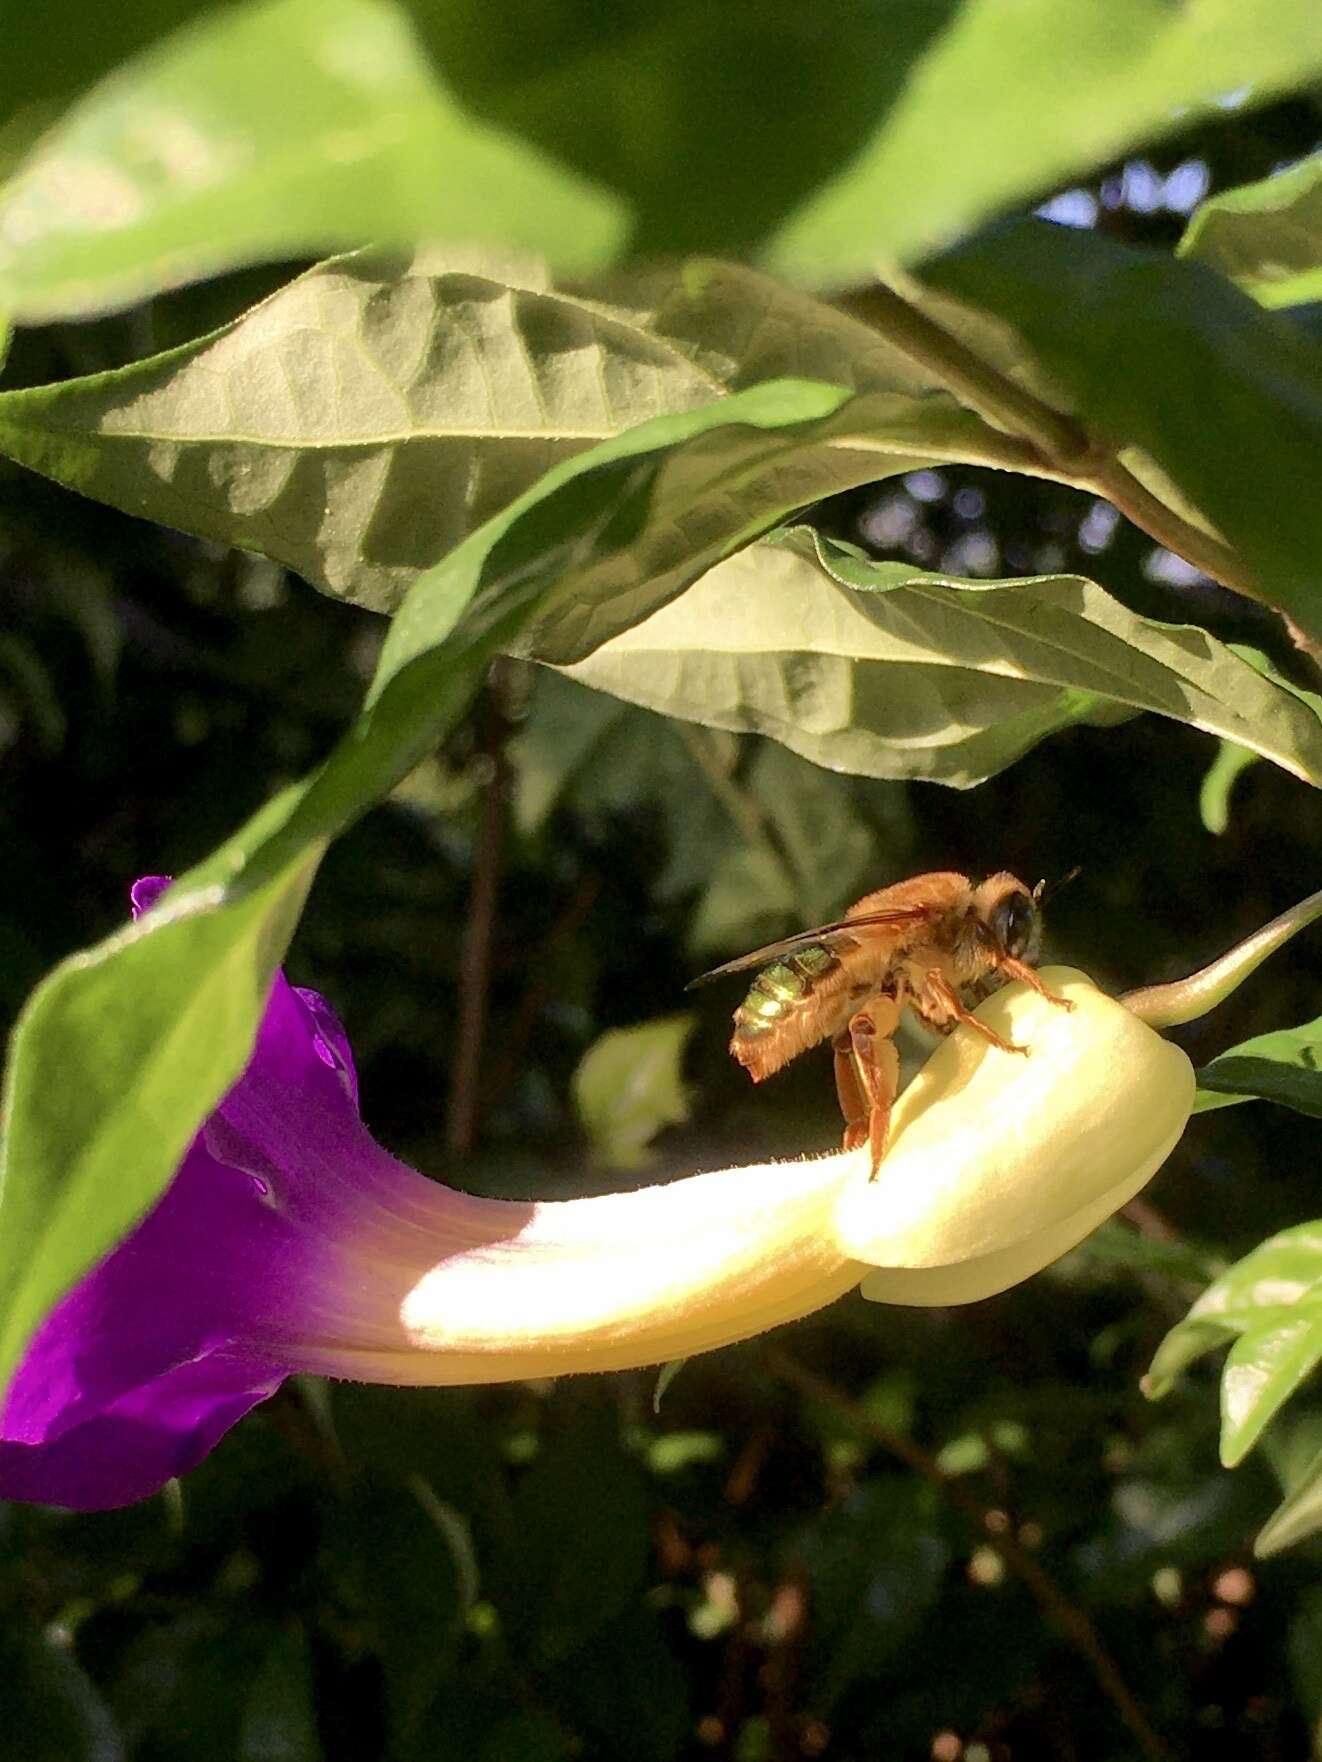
997;956;1074;1010
922;969;1028;1055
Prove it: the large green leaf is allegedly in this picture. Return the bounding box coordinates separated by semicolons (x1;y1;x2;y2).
7;1;1322;321
1196;1017;1322;1117
1180;154;1322;311
0;0;626;324
920;219;1322;641
1147;1225;1322;1468
0;252;992;611
0;377;878;1393
543;529;1322;789
761;0;1322;282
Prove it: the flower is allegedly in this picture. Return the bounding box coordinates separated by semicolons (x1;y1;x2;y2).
0;884;1194;1511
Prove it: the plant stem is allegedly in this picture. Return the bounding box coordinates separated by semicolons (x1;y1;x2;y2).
446;673;512;1157
764;1347;1172;1762
840;282;1273;621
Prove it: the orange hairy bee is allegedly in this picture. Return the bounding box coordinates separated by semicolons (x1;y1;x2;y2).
689;872;1071;1176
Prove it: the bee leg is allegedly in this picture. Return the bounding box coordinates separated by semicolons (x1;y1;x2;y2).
923;969;1028;1055
997;957;1074;1010
832;1032;869;1153
846;999;900;1179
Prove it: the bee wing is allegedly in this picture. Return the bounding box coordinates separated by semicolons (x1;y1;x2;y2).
685;906;937;989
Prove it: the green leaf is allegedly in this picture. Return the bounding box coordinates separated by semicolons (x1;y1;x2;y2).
0;1;209;180
1146;1224;1322;1467
238;1625;322;1762
0;852;323;1408
799;1481;950;1712
921;219;1322;641
572;1014;696;1172
0;378;867;1393
549;527;1322;790
6;1;1321;319
0;0;626;323
491;1405;651;1668
763;0;1322;282
1287;1584;1322;1713
1257;1429;1322;1556
1180;153;1322;310
0;251;995;611
1197;1017;1322;1117
1198;740;1261;835
513;673;883;953
420;0;1322;282
0;1627;122;1762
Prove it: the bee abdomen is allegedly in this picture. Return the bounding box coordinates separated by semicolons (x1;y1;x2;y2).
731;944;840;1078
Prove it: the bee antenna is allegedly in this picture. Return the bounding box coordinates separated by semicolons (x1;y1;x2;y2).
1035;865;1082;905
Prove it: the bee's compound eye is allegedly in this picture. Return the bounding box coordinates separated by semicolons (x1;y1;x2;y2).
991;890;1039;960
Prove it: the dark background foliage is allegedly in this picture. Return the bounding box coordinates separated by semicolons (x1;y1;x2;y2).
3;95;1322;1762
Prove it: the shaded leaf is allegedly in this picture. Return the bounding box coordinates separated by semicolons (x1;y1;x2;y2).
572;1013;696;1171
0;250;994;611
1286;1583;1322;1713
514;672;882;953
799;1480;950;1713
319;1479;466;1738
1180;153;1322;310
238;1625;322;1762
921;219;1322;640
551;528;1322;789
0;0;625;323
1258;1428;1322;1556
1147;1224;1322;1466
548;1605;689;1762
1197;1017;1322;1117
492;1406;651;1667
0;377;871;1391
0;1628;124;1762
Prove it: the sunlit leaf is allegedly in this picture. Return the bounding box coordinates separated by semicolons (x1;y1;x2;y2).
0;378;863;1392
1180;153;1322;311
0;253;984;610
1147;1224;1322;1466
921;219;1322;641
572;1014;696;1171
10;1;1318;318
763;0;1322;281
547;528;1322;790
0;0;625;323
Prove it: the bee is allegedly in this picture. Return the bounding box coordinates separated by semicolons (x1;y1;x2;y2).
689;871;1071;1176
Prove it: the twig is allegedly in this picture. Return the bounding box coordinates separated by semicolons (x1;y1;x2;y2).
840;282;1274;621
763;1346;1172;1762
479;869;601;1116
445;672;512;1156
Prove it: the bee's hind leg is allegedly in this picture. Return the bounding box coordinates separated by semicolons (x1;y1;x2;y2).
833;998;900;1179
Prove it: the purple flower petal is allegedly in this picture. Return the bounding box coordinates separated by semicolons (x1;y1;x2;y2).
0;878;455;1510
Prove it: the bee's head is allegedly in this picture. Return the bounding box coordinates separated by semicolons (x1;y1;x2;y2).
975;873;1043;966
